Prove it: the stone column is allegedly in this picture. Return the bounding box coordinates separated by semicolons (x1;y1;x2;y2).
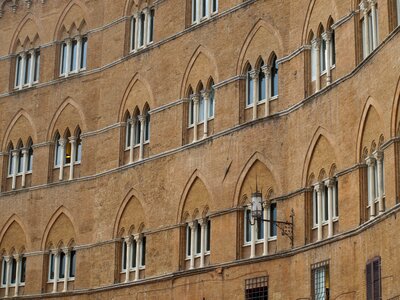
129;118;135;164
76;36;82;71
325;179;334;238
202;91;209;138
4;256;10;297
374;151;384;213
250;70;259;120
28;49;35;87
366;156;376;218
199;219;206;267
189;222;195;269
261;64;271;117
68;136;76;180
58;138;66;181
315;183;323;241
62;249;70;292
192;95;199;142
263;203;268;256
360;0;370;56
21;148;28;188
11;150;19;190
196;0;201;24
14;255;20;297
138;115;145;160
311;38;321;92
322;31;332;85
369;0;378;49
65;39;72;77
250;214;256;258
18;52;26;90
134;234;141;281
52;251;60;293
124;237;131;283
143;8;148;47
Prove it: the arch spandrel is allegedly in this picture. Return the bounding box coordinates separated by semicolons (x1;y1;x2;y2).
238;160;277;206
124;80;151;114
359;106;383;157
181;178;211;221
10;14;42;53
0;221;27;255
117;196;146;237
307;135;337;183
2;110;37;151
44;213;76;250
54;0;89;40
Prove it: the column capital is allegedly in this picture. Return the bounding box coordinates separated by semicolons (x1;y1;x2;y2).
19;51;27;58
261;64;271;77
65;38;72;45
62;247;71;255
3;255;10;262
201;90;210;100
190;94;200;103
359;0;369;12
322;30;332;42
368;0;377;7
21;148;29;155
58;138;67;147
75;35;82;42
11;149;20;157
311;37;321;49
373;150;383;161
314;182;324;192
133;233;143;242
138;115;145;123
188;221;195;229
197;218;206;226
13;254;20;260
124;236;132;245
365;155;376;167
249;69;259;80
324;178;335;188
51;249;61;256
68;136;77;143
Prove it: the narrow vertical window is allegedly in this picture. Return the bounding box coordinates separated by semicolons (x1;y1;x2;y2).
141;236;146;266
313;189;318;227
130;16;136;51
271;56;278;97
10;258;16;285
49;253;55;280
60;42;67;75
189;98;194;125
201;0;207;17
131;239;137;268
24;53;32;85
366;257;381;300
70;40;78;72
122;240;127;270
139;13;145;47
198;94;205;122
149;9;154;43
69;250;76;278
8;148;14;176
59;251;65;279
135;118;141;145
17;149;23;173
2;259;7;286
206;219;211;252
244;208;251;243
80;37;88;69
269;202;277;237
311;42;317;80
212;0;217;13
145;111;150;142
208;84;215;118
256;216;264;240
330;30;336;66
54;134;62;167
186;224;192;257
246;67;254;106
20;257;26;283
196;222;201;254
126;117;131;148
34;51;40;82
333;180;339;218
65;135;72;165
320;38;326;73
192;0;197;23
312;265;329;299
258;64;266;101
15;55;22;87
323;185;329;222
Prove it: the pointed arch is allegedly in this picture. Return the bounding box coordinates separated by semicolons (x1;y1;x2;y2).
254;56;265;70
2;109;37;152
390;76;400;137
53;0;90;40
0;214;30;252
180;45;219;99
236;19;284;75
301;126;337;187
41;206;77;250
9;12;44;54
356;97;385;162
177;169;213;223
118;73;155;122
233;152;280;207
113;188;147;238
46;97;87;140
124;0;147;16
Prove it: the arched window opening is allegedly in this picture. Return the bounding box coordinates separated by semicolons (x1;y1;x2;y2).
54;132;62;167
144;109;150;142
7;144;14;176
125;112;132;149
188;87;194;126
75;128;82;163
64;130;72;165
270;55;278;98
16;141;24;174
246;64;254;106
258;61;266;102
208;79;215;118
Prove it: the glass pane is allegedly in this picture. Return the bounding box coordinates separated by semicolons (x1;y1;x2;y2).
141;237;146;266
196;223;201;254
257;217;263;240
149;9;154;43
20;257;26;283
397;0;400;25
362;18;367;59
331;31;336;66
10;258;16;284
368;13;373;51
189;99;194;125
69;250;76;278
270;203;277;237
80;38;87;69
2;260;7;285
65;140;71;164
206;220;211;251
186;225;191;256
320;39;326;72
24;54;32;84
59;252;65;279
259;70;266;101
145;113;150;141
247;73;253;105
324;186;329;222
212;0;217;12
314;190;318;225
49;254;54;280
126;120;131;147
131;17;136;50
192;0;197;22
314;267;326;300
135;120;141;145
61;43;67;74
122;241;127;270
334;181;339;217
70;40;77;72
208;87;214;118
132;239;137;268
140;13;145;46
15;56;21;87
245;209;251;242
271;59;278;97
34;51;40;82
198;95;205;122
311;46;316;80
8;150;14;175
202;0;206;17
18;150;24;173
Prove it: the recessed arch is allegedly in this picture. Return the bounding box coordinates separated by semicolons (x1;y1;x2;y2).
9;12;44;54
233;152;280;207
46;97;87;141
0;214;30;254
180;45;219;99
41;206;77;250
390;76;400;137
2;109;37;152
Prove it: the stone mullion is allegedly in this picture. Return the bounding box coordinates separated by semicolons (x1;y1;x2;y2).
21;148;28;188
263;203;268;256
134;234;141;281
262;65;271;117
11;150;19;190
58;138;66;181
366;156;376;218
375;151;384;213
322;31;332;85
250;70;259;120
124;237;132;283
139;115;145;160
68;136;76;180
311;38;321;92
14;255;20;297
62;249;70;292
369;0;378;49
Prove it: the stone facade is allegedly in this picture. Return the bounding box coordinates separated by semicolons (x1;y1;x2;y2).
0;0;399;299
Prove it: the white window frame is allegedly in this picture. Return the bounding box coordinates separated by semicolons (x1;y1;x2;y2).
243;206;264;246
1;257;26;288
246;70;253;108
47;250;76;283
14;49;40;89
59;36;88;77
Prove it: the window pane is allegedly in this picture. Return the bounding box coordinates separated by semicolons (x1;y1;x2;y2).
8;150;14;175
2;260;7;285
140;13;145;46
132;239;137;268
247;72;254;105
202;0;206;17
334;181;339;217
311;45;316;80
34;51;40;82
15;56;22;87
18;150;24;173
126;119;131;148
320;39;326;72
141;237;146;266
61;43;67;74
368;13;373;51
270;203;277;237
69;250;76;278
196;223;201;254
330;31;336;66
208;87;215;118
135;119;141;145
397;0;400;26
259;69;266;101
65;139;71;165
59;252;65;279
189;99;194;125
198;95;205;122
70;40;78;72
10;258;16;284
257;217;263;240
49;254;54;280
212;0;217;12
245;209;251;242
145;113;150;141
20;257;26;283
192;0;197;23
324;186;329;222
80;37;87;69
75;137;82;162
122;241;127;270
186;225;191;256
313;190;318;225
271;59;278;97
24;54;32;84
149;9;154;43
314;267;326;300
206;220;211;252
362;18;367;59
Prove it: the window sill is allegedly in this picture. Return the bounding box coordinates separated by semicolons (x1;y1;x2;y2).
1;283;25;288
47;278;75;284
270;95;279;101
120;266;145;273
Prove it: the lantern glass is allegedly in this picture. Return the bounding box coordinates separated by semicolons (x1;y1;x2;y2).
251;192;263;219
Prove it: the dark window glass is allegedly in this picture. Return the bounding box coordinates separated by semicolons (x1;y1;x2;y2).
196;223;201;254
49;254;54;280
324;186;329;222
132;239;137;268
34;51;40;82
69;250;76;278
15;56;22;86
24;53;32;84
245;209;251;242
271;56;278;97
270;203;277;237
59;252;65;279
140;13;145;46
141;237;146;266
131;17;136;50
70;40;78;72
259;66;266;101
18;150;24;173
206;219;211;252
122;241;127;269
20;257;26;283
80;37;87;69
186;225;191;256
247;69;254;105
145;112;150;141
149;9;154;42
2;260;7;285
61;43;67;74
192;0;197;23
10;258;16;284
